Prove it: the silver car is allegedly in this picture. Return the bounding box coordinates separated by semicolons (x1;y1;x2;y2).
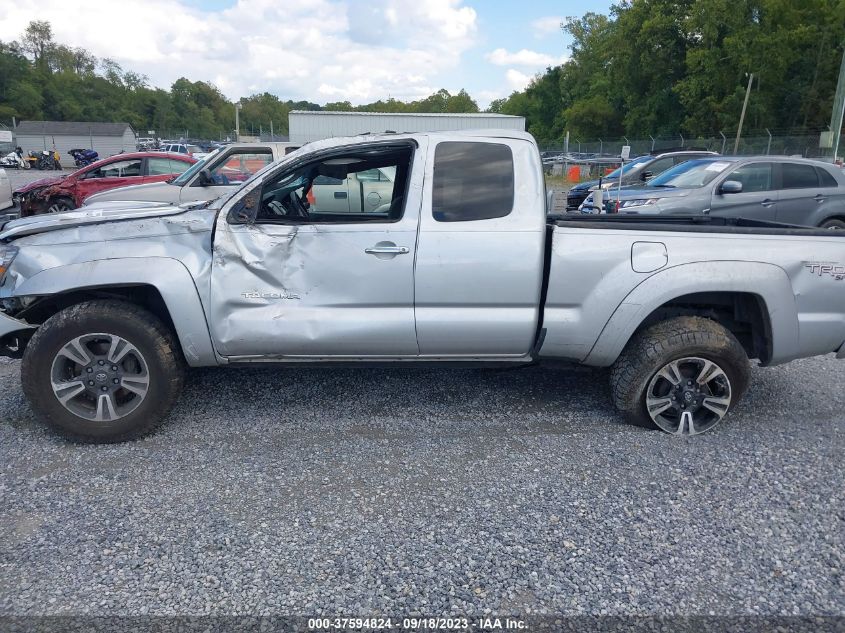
587;156;845;229
83;142;300;207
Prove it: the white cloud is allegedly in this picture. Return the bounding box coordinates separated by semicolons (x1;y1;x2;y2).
505;69;533;91
487;48;565;67
531;15;564;38
0;0;478;104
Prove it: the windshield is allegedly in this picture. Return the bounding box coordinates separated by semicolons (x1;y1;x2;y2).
171;148;221;186
647;159;734;189
603;155;651;180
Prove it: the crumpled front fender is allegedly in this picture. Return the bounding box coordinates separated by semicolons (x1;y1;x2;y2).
12;257;218;366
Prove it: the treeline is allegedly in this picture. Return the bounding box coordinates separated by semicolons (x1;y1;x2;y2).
491;0;845;144
2;2;843;145
0;21;480;139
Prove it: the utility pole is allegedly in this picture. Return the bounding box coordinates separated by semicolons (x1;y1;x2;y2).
734;73;754;155
234;102;242;142
829;46;845;162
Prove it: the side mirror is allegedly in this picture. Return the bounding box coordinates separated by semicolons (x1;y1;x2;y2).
198;168;214;186
720;180;743;194
641;171;653;181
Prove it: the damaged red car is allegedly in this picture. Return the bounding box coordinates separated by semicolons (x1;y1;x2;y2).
13;152;197;216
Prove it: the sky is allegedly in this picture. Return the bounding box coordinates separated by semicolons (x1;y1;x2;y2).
0;0;612;108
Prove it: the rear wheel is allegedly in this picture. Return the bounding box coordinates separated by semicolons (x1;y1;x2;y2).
820;218;845;230
21;300;184;443
609;316;750;435
46;196;75;214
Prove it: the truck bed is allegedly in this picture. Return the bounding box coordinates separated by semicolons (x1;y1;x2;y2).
540;214;845;367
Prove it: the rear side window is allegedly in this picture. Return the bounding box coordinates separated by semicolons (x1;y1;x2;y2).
816;166;839;188
432;142;514;222
147;157;191;175
781;163;818;189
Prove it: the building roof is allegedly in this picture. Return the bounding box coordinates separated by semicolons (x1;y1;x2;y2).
14;121;134;137
289;110;522;119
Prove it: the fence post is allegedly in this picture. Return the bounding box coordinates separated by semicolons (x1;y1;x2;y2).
719;131;726;154
679;133;684;147
649;135;655;151
765;128;772;155
599;138;603;155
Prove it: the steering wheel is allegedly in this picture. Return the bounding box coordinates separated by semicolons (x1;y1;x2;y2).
263;188;311;220
287;189;311;220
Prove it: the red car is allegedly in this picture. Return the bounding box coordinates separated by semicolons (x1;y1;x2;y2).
13;152;197;217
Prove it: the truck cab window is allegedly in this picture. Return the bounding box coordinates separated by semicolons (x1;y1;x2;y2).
253;147;412;224
432;141;514;222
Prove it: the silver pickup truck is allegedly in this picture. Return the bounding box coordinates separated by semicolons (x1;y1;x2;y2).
0;131;843;443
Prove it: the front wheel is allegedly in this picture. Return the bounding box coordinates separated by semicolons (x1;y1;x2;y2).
21;300;185;443
609;316;750;435
46;196;75;214
820;218;845;230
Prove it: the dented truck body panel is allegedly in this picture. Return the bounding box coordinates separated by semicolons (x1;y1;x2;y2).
0;206;218;365
0;130;843;374
209;137;427;358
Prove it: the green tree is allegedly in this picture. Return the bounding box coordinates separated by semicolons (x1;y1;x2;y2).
19;20;53;70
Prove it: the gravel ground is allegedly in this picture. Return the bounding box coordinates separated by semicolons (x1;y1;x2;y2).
0;354;843;618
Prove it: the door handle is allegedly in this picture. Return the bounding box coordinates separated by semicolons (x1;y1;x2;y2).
365;245;409;255
760;199;776;208
815;194;826;203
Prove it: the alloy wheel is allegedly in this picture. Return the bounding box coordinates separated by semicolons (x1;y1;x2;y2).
47;200;72;214
50;333;150;422
645;356;732;435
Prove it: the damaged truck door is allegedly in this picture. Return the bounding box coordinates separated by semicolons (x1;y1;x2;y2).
209;140;426;358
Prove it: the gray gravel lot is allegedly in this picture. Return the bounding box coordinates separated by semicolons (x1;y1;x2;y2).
0;354;843;617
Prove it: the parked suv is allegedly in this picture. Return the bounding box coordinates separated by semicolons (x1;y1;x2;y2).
592;156;845;228
566;149;718;210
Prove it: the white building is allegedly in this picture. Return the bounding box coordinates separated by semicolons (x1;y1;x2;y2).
288;111;526;144
14;121;137;168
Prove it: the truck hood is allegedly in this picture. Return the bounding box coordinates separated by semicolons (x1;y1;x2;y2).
0;201;202;240
14;174;66;194
83;180;177;205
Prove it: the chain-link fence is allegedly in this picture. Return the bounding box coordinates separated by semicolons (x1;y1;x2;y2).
540;131;844;160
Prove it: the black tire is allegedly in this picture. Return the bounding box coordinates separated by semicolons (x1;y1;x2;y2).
46;196;75;214
21;300;185;443
609;316;750;435
820;218;845;230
